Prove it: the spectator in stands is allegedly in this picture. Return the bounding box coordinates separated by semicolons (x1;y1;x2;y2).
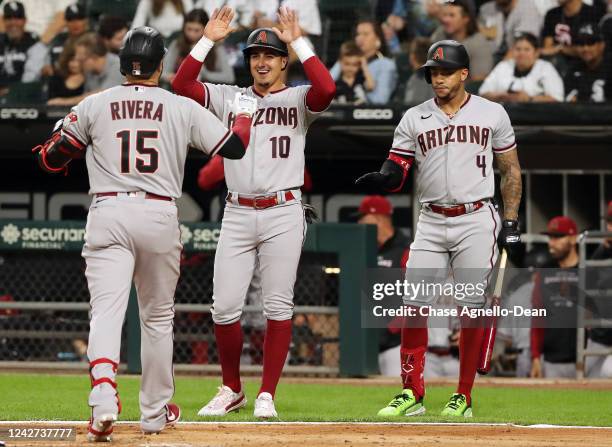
330;19;398;104
378;0;443;39
97;16;128;55
46;42;84;102
478;0;543;61
47;4;89;75
530;216;581;378
162;8;234;85
252;0;321;44
602;7;612;60
47;33;122;106
193;0;254;31
0;0;38;95
540;0;605;60
332;41;373;105
430;0;493;80
0;0;72;45
479;33;564;102
564;24;611;101
403;37;434;104
131;0;193;39
89;0;139;24
586;200;612;378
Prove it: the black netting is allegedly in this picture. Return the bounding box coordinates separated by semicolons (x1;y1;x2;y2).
0;250;339;370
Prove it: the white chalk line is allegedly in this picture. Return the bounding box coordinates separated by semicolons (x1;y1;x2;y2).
0;421;611;429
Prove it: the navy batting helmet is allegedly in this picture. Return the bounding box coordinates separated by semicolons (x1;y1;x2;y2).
242;28;288;66
420;40;470;84
119;26;167;78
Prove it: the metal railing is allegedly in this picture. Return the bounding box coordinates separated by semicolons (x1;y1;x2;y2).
576;231;612;379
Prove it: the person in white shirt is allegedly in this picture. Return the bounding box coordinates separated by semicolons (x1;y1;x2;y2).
194;0;254;29
479;32;564;102
252;0;321;38
478;0;543;59
131;0;193;38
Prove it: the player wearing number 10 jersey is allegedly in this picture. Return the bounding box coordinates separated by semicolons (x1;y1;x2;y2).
172;6;335;418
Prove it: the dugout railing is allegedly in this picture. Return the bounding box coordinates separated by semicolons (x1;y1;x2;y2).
576;231;612;379
0;220;378;377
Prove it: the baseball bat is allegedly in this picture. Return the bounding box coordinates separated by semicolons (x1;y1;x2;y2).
476;248;508;375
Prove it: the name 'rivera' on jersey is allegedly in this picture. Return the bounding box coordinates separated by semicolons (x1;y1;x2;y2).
109;100;164;122
417;124;491;156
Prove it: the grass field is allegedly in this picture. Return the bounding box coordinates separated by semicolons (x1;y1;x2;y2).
1;373;612;427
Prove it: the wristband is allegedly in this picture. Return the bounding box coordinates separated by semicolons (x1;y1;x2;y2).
290;37;315;62
191;36;214;62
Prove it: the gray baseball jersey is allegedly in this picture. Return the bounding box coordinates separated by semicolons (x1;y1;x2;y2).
64;82;234;433
202;83;320;194
61;83;232;199
390;94;516;205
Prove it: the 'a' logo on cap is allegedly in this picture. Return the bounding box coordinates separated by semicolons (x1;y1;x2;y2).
257;31;267;43
433;47;444;60
132;61;141;75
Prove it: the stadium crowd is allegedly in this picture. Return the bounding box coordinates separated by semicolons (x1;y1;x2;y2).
0;0;610;104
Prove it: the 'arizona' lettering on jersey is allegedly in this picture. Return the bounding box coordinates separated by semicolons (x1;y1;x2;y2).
390;94;516;205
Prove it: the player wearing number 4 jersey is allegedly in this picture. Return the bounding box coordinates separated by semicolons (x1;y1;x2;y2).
32;26;255;441
357;40;523;417
172;6;335;418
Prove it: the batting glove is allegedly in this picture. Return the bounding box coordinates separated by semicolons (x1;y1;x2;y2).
498;219;521;253
355;159;404;192
231;92;257;118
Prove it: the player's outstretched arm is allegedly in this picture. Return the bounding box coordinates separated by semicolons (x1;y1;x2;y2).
191;92;256;160
355;154;413;192
272;6;335;112
172;6;235;105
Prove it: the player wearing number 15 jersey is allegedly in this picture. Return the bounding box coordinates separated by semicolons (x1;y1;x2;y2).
172;6;335;418
33;26;254;441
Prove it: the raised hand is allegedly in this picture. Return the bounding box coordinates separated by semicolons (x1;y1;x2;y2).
203;6;235;42
272;6;302;44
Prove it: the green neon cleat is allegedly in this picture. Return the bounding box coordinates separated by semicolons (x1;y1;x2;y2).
440;393;473;417
377;389;426;417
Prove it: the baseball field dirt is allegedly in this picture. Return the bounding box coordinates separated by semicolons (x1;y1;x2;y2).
6;423;612;447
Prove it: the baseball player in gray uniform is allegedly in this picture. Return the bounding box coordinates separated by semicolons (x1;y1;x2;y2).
33;27;256;441
172;6;335;418
357;40;522;417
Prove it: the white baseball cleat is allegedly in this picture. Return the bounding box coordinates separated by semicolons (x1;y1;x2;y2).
253;392;278;418
87;413;117;442
197;385;246;416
